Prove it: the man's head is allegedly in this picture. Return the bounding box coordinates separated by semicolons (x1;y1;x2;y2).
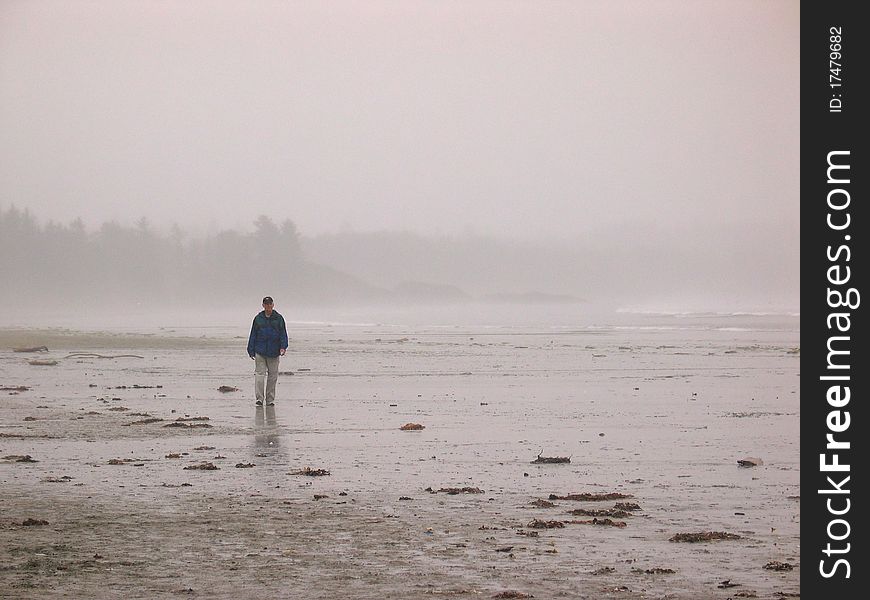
262;296;274;315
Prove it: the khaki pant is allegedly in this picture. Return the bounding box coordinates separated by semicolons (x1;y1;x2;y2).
254;353;280;404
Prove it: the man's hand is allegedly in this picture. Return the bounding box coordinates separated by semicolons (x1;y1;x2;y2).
249;354;255;360
279;348;286;356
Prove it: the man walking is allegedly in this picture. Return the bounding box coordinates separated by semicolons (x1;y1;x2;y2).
246;296;288;406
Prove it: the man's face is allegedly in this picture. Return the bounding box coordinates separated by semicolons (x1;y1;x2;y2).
263;301;273;314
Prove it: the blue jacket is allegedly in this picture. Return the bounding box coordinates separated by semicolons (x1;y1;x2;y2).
247;310;288;358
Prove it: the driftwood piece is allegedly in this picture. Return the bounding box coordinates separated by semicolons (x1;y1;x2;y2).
13;346;48;353
3;454;38;463
163;422;213;429
530;498;556;508
400;422;425;430
27;359;58;366
566;517;627;528
549;492;633;502
217;385;239;393
436;487;484;495
184;462;219;470
527;519;564;529
124;418;164;426
632;567;676;575
531;449;570;464
669;531;742;543
1;386;30;392
569;508;633;518
289;467;331;476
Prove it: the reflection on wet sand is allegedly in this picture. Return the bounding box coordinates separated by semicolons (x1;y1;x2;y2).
253;405;282;455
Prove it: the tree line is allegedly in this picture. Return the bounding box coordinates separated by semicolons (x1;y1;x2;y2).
0;206;310;307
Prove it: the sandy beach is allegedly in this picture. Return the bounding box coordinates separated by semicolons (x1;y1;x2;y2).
0;318;800;599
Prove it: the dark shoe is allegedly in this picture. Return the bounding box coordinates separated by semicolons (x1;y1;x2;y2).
266;402;275;406
255;400;263;406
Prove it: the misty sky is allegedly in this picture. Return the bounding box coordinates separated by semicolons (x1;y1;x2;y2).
1;0;798;242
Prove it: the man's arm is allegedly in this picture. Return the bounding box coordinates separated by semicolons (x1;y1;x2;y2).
247;318;257;358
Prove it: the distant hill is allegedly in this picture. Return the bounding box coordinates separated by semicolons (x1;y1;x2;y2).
392;281;472;304
481;292;584;304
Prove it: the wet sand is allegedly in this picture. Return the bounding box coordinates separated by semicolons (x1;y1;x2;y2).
0;323;800;599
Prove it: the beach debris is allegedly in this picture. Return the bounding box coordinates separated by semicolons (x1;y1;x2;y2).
13;345;49;353
27;359;58;366
591;566;616;575
435;487;484;495
289;467;331;476
718;580;740;589
549;492;633;502
1;385;30;392
495;546;514;553
125;418;164;426
43;476;73;483
113;384;162;389
3;455;38;463
217;385;239;393
669;531;742;543
400;422;425;430
763;561;794;571
21;518;49;526
175;416;210;422
614;502;642;511
737;457;764;467
492;592;534;599
569;508;632;518
235;462;255;468
567;518;627;528
527;519;564;529
163;422;213;428
398;496;412;501
184;462;219;470
313;494;328;500
23;416;37;421
530;499;556;508
107;406;129;412
531;450;570;464
193;446;216;451
632;567;676;575
516;530;539;537
108;458;136;465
